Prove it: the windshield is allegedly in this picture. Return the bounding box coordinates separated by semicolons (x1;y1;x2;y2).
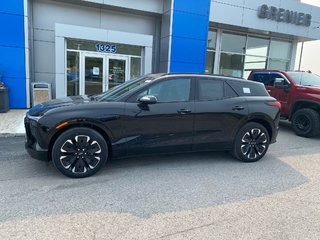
287;72;320;87
95;75;158;102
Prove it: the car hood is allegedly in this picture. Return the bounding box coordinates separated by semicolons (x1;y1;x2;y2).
28;95;93;117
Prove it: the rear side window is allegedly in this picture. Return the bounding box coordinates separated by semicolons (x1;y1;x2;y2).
228;81;269;97
198;79;224;101
225;82;238;98
253;73;274;86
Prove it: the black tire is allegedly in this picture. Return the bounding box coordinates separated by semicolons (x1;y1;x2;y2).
233;122;270;162
292;109;320;138
52;127;108;178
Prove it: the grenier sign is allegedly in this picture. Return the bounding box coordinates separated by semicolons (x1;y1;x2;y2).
258;4;312;27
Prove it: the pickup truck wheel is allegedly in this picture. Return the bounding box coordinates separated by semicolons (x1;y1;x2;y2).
233;123;270;162
52;127;108;178
292;109;320;138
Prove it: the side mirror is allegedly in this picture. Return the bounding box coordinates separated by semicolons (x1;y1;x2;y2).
275;78;290;89
138;95;157;104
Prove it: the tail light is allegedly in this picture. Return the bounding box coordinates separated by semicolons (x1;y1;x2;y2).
267;101;281;110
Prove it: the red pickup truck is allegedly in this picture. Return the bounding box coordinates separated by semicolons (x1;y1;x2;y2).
248;70;320;138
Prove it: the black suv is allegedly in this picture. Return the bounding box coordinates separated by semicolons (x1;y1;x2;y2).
25;74;280;178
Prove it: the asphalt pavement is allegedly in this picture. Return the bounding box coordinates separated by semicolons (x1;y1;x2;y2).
0;122;319;239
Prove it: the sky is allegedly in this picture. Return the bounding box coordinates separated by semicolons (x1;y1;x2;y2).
295;0;320;74
302;0;320;7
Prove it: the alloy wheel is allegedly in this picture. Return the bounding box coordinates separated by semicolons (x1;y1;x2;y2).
240;128;268;160
294;115;311;132
59;135;102;173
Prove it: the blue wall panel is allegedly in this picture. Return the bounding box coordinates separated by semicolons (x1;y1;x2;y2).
0;0;26;109
172;12;209;40
0;0;24;15
173;0;211;16
0;13;25;47
170;0;211;73
171;37;207;64
0;46;26;78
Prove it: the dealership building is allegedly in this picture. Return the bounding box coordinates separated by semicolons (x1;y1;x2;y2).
1;0;320;108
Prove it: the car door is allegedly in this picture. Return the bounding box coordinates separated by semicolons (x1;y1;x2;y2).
193;78;248;151
269;73;291;115
252;72;276;97
123;77;195;156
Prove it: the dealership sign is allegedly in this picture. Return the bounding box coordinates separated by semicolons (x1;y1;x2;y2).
258;4;312;27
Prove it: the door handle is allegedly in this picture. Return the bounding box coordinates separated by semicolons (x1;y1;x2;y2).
178;109;192;115
232;106;245;111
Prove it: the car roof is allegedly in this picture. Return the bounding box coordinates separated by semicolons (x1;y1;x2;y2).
154;73;248;82
250;70;308;74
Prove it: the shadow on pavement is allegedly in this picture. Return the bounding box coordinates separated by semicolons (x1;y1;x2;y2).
0;136;308;221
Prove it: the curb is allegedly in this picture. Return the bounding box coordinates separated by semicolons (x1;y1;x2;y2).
0;133;26;138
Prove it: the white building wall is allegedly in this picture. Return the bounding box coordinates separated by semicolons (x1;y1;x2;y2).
31;0;161;96
80;0;163;14
210;0;320;40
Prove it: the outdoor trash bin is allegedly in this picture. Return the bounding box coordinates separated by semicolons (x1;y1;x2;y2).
31;82;52;106
0;88;9;113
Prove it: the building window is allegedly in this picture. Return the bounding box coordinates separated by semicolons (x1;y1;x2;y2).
67;51;80;96
268;40;292;70
206;30;292;78
219;32;246;78
243;36;269;78
205;30;217;74
130;57;142;79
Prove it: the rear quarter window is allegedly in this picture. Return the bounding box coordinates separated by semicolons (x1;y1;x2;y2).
228;81;269;97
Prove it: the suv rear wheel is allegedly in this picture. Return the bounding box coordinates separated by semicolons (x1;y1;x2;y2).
233;122;270;162
52;127;108;178
292;109;320;138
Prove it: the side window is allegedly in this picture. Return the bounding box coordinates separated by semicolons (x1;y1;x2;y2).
224;82;238;98
270;74;289;86
197;79;224;101
253;73;274;86
228;81;269;97
130;78;191;103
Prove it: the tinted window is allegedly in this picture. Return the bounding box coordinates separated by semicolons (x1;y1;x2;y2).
228;81;269;96
132;78;191;103
287;72;320;87
225;82;238;98
253;73;274;86
197;79;224;101
97;75;156;101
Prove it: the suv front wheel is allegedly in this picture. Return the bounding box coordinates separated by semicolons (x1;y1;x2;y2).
233;122;270;162
52;127;108;178
292;109;320;138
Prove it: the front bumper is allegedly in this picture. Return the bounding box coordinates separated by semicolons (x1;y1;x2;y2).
25;142;49;161
24;116;50;161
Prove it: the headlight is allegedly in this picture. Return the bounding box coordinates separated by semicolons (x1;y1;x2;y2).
27;114;43;122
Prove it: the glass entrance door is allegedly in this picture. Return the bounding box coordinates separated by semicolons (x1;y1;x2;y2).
79;54;129;96
82;54;105;96
107;57;129;90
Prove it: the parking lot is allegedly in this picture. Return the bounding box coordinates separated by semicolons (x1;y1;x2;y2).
0;122;320;240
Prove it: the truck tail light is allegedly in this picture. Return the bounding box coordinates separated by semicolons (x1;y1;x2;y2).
267;101;281;110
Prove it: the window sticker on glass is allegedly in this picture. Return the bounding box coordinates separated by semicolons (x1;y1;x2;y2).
243;87;251;94
93;67;100;76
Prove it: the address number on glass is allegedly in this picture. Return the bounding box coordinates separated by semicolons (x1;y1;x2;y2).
96;44;117;53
